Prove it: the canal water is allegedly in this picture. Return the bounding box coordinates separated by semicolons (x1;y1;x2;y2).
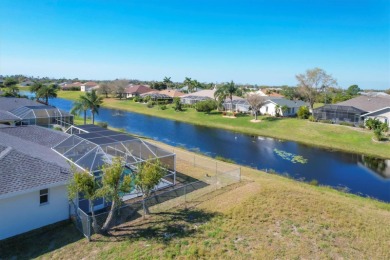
21;92;390;202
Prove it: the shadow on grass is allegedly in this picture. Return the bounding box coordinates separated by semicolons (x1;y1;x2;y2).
262;116;283;122
106;208;219;244
0;221;84;259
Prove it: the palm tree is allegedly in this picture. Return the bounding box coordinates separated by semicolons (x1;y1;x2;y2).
163;76;173;88
37;84;58;105
184;77;193;93
70;99;89;125
81;90;104;124
214;81;238;111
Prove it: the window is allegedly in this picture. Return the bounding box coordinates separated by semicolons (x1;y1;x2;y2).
40;189;49;205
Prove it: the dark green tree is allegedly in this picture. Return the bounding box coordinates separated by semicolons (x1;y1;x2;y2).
135;159;167;218
346;85;361;96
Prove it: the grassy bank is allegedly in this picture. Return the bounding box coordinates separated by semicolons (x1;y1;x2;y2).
1;143;389;259
58;91;390;158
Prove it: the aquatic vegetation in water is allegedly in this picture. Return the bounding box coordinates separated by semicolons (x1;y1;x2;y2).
273;149;308;164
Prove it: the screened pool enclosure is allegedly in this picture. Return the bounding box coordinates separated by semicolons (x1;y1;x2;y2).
313;105;367;125
53;125;176;212
9;105;73;127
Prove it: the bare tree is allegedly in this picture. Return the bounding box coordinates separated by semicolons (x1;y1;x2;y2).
246;93;267;120
111;79;129;100
98;82;112;98
296;68;337;110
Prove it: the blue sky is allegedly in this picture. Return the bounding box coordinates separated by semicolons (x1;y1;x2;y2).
0;0;389;89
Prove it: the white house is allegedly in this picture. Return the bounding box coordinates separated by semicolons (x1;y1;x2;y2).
80;81;99;92
0;126;71;240
259;98;308;116
362;107;390;126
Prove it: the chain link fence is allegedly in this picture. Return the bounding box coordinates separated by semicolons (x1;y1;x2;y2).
70;144;241;240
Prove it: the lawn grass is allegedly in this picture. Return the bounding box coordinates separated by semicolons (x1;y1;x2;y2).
59;91;390;158
1;145;389;259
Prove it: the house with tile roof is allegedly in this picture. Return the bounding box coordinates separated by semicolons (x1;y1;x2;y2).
0;125;71;240
124;85;153;98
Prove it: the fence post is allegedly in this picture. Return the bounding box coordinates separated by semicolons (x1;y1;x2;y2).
215;171;218;191
184;184;187;209
87;215;91;241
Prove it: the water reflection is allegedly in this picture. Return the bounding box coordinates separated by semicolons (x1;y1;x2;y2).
359;156;390;179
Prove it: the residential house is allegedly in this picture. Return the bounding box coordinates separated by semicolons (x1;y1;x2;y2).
80;81;99;92
259;98;308;116
0;126;71;240
159;89;184;98
124;85;153;98
0;97;73;127
313;95;390;125
180;89;216;104
0;123;177;240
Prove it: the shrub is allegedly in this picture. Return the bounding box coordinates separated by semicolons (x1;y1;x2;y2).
159;105;167;110
319;119;332;124
374;128;383;141
173;97;182;111
297;106;310;119
308;115;316;122
147;101;154;108
53;126;63;131
195;100;217;114
309;179;319;186
143;96;151;103
97;121;108;128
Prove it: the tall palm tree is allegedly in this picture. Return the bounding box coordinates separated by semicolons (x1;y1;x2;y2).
163;76;173;88
81;90;104;124
184;77;193;93
214;81;238;111
70;99;89;125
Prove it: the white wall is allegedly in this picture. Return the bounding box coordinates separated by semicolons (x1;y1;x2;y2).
260;102;301;116
0;185;69;240
260;103;277;116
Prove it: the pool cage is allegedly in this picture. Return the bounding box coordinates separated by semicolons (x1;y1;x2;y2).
181;96;212;105
53;125;176;213
222;99;250;112
9;105;73;128
140;93;173;102
313;105;366;125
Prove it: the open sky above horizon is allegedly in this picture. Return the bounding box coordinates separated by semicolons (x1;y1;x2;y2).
0;0;389;89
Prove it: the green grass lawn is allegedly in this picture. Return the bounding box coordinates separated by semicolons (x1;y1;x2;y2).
59;91;390;158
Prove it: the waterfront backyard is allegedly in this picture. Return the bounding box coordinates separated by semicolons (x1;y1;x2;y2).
1;144;389;259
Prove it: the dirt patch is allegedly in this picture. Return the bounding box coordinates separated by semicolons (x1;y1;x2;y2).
250;119;262;123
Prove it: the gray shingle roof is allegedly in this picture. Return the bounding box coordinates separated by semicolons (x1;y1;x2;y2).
0;97;41;111
337;96;390;112
0;149;70;196
0;126;72;197
268;98;308;107
0;125;69;148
